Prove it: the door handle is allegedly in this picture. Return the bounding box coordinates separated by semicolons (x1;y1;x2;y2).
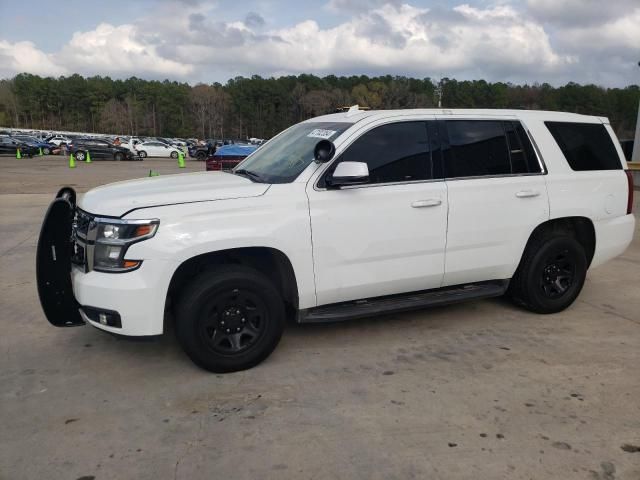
516;190;540;198
411;199;442;208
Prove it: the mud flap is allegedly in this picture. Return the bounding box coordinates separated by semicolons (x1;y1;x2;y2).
36;188;84;327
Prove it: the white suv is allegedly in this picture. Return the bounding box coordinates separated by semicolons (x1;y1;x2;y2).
37;108;635;372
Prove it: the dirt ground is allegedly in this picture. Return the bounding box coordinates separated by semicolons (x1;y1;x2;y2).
1;156;639;480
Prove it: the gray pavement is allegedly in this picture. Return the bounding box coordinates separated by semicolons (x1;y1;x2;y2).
1;156;639;480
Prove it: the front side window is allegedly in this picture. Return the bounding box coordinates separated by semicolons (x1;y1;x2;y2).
236;121;351;183
545;121;621;171
326;121;434;186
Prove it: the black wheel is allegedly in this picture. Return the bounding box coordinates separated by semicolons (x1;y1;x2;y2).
138;150;147;159
75;151;86;161
509;235;587;314
43;147;50;155
175;265;285;373
114;152;124;161
170;151;178;159
196;151;206;160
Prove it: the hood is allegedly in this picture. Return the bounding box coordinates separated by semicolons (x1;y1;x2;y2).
79;171;269;217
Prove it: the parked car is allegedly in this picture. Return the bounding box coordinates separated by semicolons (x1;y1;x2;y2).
12;135;56;154
45;135;72;146
135;141;182;158
206;144;257;171
0;136;38;157
69;138;135;161
188;143;216;160
37;108;635;373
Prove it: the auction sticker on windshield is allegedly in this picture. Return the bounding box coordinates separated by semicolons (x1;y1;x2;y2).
307;129;337;139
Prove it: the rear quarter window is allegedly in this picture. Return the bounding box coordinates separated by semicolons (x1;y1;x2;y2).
545;122;622;171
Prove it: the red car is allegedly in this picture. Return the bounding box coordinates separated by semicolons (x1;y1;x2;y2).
206;144;257;171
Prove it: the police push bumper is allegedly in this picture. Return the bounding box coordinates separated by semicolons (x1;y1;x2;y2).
36;187;84;327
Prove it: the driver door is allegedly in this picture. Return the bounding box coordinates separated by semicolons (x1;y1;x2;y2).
307;119;448;306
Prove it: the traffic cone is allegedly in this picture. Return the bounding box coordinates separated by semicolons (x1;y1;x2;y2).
148;170;159;177
16;148;22;159
86;151;92;163
38;147;43;156
69;153;76;169
178;150;185;168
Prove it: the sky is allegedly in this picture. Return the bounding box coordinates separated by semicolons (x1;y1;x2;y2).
0;0;638;87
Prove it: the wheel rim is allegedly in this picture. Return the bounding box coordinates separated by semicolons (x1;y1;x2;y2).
76;152;85;161
43;148;50;155
198;288;268;355
539;249;576;299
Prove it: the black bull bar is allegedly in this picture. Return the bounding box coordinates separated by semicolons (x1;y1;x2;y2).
36;187;84;327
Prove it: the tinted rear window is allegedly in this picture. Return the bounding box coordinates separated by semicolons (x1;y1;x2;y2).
443;120;511;177
545;122;621;171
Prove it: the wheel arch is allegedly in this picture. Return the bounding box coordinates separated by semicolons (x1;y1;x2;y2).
523;216;596;268
167;246;299;318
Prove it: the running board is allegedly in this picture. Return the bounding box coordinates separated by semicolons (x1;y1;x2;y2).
299;280;509;323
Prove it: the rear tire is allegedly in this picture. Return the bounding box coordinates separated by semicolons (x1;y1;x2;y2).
138;150;147;159
114;152;124;161
170;151;178;159
175;266;285;373
196;151;206;160
43;147;50;155
75;151;86;161
509;235;587;314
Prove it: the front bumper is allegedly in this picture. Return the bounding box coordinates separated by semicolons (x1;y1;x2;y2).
36;188;176;336
71;258;176;336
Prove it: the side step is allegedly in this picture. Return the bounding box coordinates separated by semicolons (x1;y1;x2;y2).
299;280;509;323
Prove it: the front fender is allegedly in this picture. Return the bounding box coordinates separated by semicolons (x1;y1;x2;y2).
124;185;317;309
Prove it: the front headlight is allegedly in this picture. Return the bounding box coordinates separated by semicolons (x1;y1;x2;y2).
92;218;159;272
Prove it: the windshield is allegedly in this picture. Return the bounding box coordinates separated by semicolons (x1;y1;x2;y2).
235;121;351;183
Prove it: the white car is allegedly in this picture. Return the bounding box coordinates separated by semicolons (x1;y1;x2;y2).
37;107;635;373
135;141;182;158
46;135;71;146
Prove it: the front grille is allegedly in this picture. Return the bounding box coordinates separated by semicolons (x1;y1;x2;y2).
71;210;93;268
75;210;92;238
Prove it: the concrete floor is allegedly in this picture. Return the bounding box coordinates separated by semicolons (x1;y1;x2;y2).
1;156;639;480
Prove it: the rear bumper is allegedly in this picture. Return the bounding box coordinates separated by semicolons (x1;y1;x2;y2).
591;214;635;268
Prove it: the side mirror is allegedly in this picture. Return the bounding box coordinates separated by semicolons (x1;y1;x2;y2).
327;162;369;188
314;140;335;163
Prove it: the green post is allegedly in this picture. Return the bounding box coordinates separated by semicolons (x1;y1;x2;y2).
69;153;76;169
16;148;22;159
39;147;43;156
86;150;92;163
178;150;185;168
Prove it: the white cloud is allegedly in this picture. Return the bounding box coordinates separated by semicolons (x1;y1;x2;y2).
55;23;194;78
0;2;637;86
0;40;67;78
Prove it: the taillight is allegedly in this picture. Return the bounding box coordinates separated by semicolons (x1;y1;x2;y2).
625;170;634;214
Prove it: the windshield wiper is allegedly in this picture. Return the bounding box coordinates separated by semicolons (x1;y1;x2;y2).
234;169;264;183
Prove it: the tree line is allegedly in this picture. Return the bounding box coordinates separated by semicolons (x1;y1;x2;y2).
0;73;638;140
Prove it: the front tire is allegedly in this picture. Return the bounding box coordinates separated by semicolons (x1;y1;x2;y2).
170;151;178;159
43;147;50;155
114;152;124;161
75;151;86;161
175;266;285;373
509;235;587;314
138;150;147;159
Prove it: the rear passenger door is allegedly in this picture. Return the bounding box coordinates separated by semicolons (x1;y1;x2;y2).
438;118;549;286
